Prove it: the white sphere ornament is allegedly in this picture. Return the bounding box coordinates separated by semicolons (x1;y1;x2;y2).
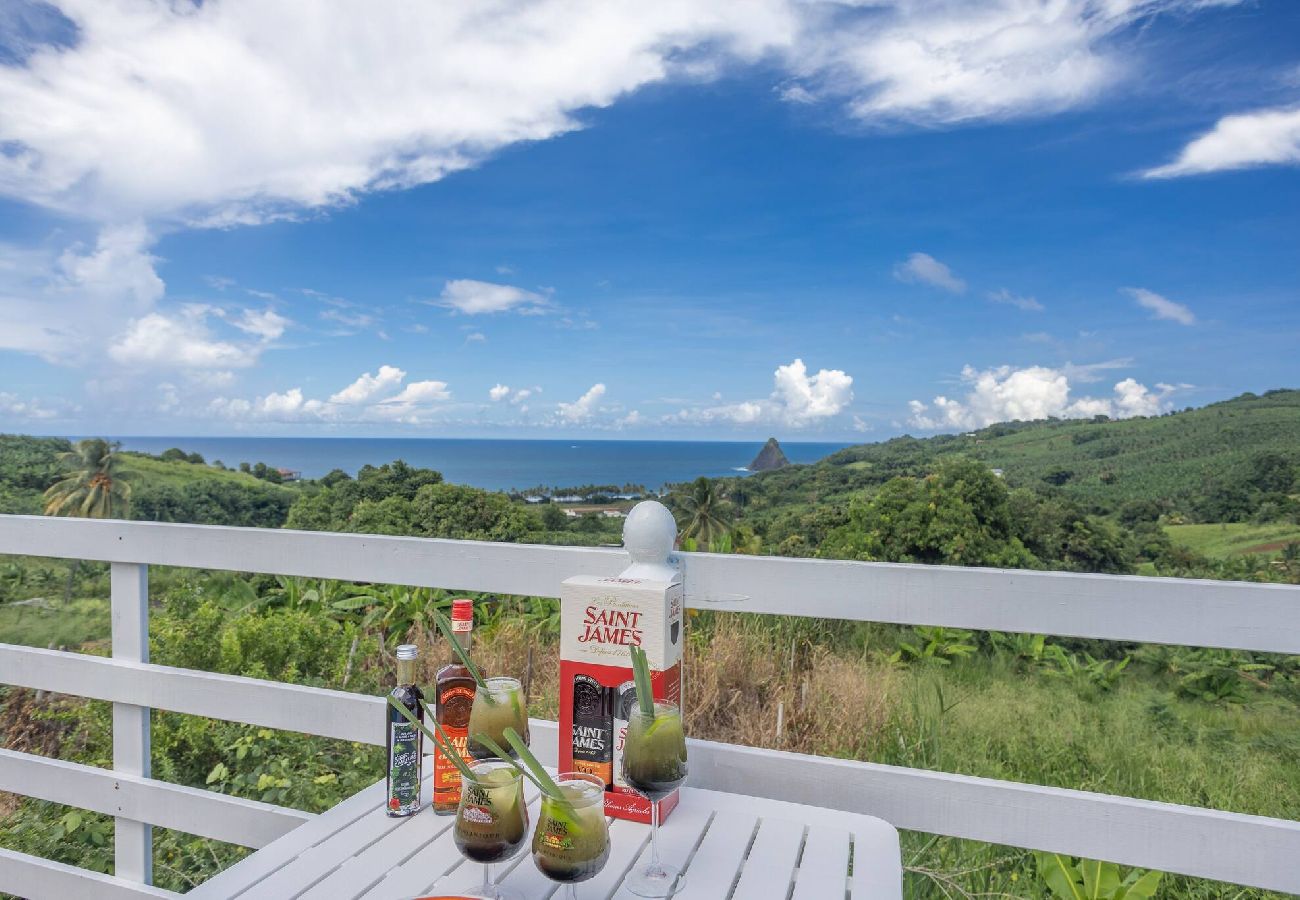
620;500;680;581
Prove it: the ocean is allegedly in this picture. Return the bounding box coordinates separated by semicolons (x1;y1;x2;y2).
102;437;850;491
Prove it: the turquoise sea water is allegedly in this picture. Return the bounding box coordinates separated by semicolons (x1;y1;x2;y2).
101;437;850;491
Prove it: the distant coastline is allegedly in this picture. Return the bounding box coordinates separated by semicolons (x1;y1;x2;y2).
85;437;850;492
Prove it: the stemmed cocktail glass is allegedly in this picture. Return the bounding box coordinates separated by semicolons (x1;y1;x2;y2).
467;676;529;760
452;758;528;900
621;691;688;896
531;772;611;898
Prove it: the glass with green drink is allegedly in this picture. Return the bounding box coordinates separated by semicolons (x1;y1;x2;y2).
621;647;689;898
531;772;611;897
467;676;529;760
453;758;529;900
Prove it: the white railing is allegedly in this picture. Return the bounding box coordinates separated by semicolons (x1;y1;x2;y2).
0;512;1297;898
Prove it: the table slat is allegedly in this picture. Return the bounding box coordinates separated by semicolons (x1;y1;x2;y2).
791;825;851;900
668;812;757;900
610;800;713;900
851;819;903;899
731;817;805;900
239;802;410;899
187;779;390;900
297;811;444;900
357;826;468;900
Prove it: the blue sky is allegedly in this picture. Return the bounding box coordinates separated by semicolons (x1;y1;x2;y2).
0;0;1297;439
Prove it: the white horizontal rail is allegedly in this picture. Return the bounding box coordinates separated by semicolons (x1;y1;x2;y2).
0;847;180;899
2;515;1298;652
0;749;311;849
0;644;382;745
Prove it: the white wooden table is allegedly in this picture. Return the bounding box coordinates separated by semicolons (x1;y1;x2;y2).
189;773;902;899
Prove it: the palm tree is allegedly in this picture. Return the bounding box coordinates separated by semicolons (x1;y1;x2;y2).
43;438;133;520
677;476;732;547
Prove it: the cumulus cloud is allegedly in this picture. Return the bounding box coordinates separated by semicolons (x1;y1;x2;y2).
489;384;536;405
1123;287;1196;326
557;384;607;423
232;307;290;341
672;358;854;428
329;365;406;404
109;306;261;370
437;280;551;316
1141;105;1300;178
987;288;1044;312
907;364;1178;430
893;253;965;293
211;365;451;425
0;223;163;362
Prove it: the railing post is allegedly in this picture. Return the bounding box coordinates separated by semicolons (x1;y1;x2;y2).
110;562;151;884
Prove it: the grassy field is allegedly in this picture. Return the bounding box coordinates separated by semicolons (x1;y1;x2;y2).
119;454;298;493
1166;522;1300;558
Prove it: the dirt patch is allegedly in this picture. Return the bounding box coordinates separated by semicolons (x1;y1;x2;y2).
1240;539;1300;555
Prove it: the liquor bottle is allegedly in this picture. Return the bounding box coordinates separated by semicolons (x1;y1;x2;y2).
386;643;424;817
611;679;637;790
571;673;613;786
433;598;476;815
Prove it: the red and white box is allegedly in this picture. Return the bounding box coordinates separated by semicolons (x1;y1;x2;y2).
558;574;684;823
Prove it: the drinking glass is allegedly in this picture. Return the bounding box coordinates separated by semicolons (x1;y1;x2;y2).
467;676;530;759
453;758;528;900
620;700;688;897
532;772;611;898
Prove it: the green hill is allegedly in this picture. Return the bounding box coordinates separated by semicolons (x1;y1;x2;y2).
736;389;1300;520
0;435;297;527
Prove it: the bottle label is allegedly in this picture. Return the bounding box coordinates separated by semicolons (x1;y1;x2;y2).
572;674;613;786
387;721;422;815
434;684;475;804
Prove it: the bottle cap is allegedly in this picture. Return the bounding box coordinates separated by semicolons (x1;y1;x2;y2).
451;598;474;621
395;643;418;660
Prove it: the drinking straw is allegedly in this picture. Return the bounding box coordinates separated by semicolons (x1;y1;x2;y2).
386;696;477;782
630;645;656;719
503;727;566;800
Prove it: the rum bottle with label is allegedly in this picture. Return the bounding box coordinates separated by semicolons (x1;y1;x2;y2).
386;643;424;817
433;598;477;815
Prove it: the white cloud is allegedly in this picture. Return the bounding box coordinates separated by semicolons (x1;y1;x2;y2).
437;279;550;315
783;0;1239;126
674;358;854;428
329;365;406;404
464;331;487;344
1123;287;1196;326
108;308;258;369
489;384;535;405
0;392;59;420
1142;105;1300;178
618;410;644;427
893;252;965;293
211;366;451;424
233;307;291;341
0;223;163;362
320;307;377;331
378;380;452;407
907;364;1178;430
557;383;607;423
852;415;872;433
987;288;1044;312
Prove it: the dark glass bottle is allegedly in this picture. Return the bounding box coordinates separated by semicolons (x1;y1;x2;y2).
386;643;424;817
433;598;476;815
